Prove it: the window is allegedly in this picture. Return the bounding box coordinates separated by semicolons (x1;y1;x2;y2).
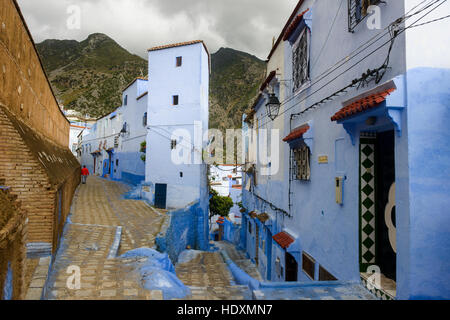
171;140;177;150
292;146;311;181
248;222;252;234
180;172;183;178
176;56;182;67
319;265;338;281
124;95;128;106
173;95;179;106
348;0;382;32
143;112;148;127
302;252;316;280
292;28;309;92
116;159;119;166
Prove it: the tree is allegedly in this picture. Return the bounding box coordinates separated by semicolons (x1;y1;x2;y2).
209;189;234;219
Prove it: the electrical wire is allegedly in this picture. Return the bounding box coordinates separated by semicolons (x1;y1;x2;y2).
254;0;447;130
252;0;443;129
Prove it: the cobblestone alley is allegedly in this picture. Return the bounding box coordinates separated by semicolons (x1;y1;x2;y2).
41;177;252;300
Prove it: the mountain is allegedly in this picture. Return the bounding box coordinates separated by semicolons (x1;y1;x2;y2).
210;48;266;130
36;33;147;118
36;34;266;127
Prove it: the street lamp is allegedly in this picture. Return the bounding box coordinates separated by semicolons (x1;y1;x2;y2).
266;93;281;121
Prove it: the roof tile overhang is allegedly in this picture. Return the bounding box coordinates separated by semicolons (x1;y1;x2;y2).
283;9;310;41
147;40;211;74
273;231;295;249
260;71;277;91
331;88;396;122
283;124;310;142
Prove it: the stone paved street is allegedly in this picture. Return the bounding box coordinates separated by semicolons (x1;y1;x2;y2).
42;177;251;300
175;251;252;300
44;177;166;300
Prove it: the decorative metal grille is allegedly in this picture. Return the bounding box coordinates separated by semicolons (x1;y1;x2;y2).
292;29;309;92
292;146;311;181
348;0;382;32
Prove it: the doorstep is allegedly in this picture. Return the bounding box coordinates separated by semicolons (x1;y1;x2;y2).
360;272;396;300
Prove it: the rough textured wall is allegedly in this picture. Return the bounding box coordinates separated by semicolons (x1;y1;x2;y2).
0;184;27;300
0;0;69;147
0;106;81;246
155;199;209;264
0;107;55;243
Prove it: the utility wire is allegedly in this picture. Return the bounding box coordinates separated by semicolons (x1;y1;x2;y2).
253;0;442;129
254;0;447;130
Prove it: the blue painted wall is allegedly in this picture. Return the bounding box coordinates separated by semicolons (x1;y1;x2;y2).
402;68;450;299
155;196;210;264
241;0;450;299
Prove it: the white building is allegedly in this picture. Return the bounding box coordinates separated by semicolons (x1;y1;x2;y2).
144;41;210;210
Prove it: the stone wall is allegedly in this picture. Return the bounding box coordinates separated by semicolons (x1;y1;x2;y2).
0;1;81;252
0;0;69;147
0;106;80;250
0;107;55;244
0;184;27;300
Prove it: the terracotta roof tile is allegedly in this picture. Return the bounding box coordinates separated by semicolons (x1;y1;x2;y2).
273;231;295;249
331;88;396;122
283;9;310;41
283;124;310;142
147;40;210;73
148;40;205;52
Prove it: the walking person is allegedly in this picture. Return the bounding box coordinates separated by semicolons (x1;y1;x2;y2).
81;166;90;184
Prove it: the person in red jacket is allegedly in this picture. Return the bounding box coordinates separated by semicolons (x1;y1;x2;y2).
81;166;90;184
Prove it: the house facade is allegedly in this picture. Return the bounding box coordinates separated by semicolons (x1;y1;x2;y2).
143;41;210;210
79;77;149;185
242;0;450;300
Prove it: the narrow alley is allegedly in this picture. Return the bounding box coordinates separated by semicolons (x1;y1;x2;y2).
43;177;252;300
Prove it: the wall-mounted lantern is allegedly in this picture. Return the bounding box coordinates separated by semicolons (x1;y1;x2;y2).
266;93;281;121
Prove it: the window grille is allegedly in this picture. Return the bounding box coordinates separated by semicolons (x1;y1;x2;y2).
171;140;177;150
292;146;311;181
292;28;309;92
348;0;382;32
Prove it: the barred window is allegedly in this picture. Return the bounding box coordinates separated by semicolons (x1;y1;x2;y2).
292;146;311;181
348;0;382;32
292;28;309;92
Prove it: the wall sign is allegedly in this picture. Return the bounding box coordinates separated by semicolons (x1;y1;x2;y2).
318;155;328;164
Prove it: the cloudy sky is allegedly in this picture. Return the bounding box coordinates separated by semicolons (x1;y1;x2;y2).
17;0;299;60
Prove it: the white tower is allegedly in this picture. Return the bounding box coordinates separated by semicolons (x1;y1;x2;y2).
145;41;210;210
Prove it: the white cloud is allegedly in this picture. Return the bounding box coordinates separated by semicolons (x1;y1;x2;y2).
16;0;299;59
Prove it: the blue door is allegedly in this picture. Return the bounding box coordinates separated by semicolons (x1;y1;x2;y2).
155;184;167;209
